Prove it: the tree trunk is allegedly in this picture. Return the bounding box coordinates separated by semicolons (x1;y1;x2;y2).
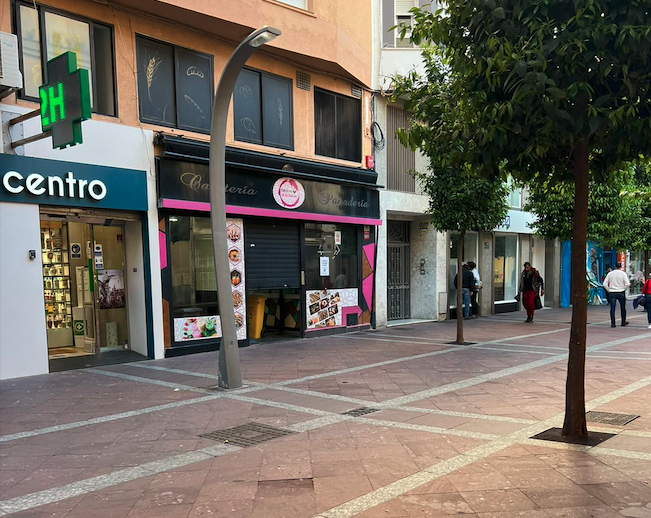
645;250;649;281
456;229;465;345
561;141;590;438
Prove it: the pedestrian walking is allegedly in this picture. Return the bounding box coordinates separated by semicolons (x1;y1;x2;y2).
643;273;651;329
467;261;481;318
454;263;475;320
603;262;630;327
517;262;544;323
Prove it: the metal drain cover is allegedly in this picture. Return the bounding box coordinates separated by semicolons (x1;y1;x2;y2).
586;411;640;426
200;422;296;447
341;407;380;417
530;427;615;447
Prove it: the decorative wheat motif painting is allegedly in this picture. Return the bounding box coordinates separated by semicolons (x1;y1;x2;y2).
145;55;162;101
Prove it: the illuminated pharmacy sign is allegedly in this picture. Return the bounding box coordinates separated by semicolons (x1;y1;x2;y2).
40;52;91;149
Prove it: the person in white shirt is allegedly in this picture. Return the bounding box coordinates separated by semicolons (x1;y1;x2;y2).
603;262;631;328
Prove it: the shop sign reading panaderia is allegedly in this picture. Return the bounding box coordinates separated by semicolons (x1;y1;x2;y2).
158;159;380;220
0;154;147;211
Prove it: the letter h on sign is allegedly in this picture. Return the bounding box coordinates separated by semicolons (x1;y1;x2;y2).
39;52;92;149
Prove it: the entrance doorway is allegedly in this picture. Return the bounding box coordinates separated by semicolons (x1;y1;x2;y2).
40;212;142;365
387;221;410;321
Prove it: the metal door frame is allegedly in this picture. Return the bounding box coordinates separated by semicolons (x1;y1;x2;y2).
387;221;410;321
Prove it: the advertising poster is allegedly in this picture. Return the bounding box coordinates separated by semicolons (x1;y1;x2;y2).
306;288;358;329
174;218;247;341
98;269;125;309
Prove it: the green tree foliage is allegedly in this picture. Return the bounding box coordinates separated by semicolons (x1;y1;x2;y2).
523;170;641;249
416;164;509;344
394;0;651;437
416;165;509;236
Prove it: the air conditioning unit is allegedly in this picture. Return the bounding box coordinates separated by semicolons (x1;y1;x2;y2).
0;32;23;99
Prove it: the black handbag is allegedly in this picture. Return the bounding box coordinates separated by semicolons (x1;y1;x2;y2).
535;295;543;310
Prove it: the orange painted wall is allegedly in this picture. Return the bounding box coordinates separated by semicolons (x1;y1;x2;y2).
1;0;372;167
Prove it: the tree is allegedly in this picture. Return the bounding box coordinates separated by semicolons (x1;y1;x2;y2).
415;164;509;344
523;169;641;249
398;0;651;437
392;52;509;345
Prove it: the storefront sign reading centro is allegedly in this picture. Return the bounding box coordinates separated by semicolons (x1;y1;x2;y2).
2;171;106;200
0;154;148;212
273;178;305;209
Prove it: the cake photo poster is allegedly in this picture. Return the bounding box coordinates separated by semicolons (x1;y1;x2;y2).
174;218;247;341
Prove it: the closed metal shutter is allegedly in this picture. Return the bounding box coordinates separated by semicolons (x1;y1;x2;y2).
245;221;301;289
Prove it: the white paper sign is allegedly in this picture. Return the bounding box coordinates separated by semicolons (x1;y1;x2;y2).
320;256;330;276
334;231;342;245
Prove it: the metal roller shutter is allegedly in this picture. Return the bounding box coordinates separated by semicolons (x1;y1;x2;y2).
245;221;301;289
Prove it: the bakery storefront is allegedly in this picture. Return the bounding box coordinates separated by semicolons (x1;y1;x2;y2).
0;153;152;375
156;137;380;355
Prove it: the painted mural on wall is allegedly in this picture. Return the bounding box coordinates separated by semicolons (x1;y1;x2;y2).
306;288;358;329
173;218;247;341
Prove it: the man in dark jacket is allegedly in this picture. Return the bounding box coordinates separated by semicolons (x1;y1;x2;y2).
454;264;475;320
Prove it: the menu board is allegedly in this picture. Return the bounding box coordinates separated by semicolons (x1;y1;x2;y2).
306;288;358;329
173;218;247;341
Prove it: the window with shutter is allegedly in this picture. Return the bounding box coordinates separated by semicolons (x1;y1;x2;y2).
275;0;308;9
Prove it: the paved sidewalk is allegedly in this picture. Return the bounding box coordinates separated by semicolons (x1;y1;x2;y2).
1;307;651;518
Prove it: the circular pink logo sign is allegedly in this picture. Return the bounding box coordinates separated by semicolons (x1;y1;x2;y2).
273;178;305;209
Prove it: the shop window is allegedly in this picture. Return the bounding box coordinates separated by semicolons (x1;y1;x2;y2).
494;235;518;301
14;2;117;116
168;216;219;317
136;36;213;133
233;68;294;150
305;223;358;290
449;232;477;307
314;88;361;162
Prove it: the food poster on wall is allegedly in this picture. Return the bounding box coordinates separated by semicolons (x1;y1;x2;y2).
97;270;125;309
173;218;247;341
306;288;358;329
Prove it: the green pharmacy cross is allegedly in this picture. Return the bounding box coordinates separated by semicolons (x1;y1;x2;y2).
39;52;91;149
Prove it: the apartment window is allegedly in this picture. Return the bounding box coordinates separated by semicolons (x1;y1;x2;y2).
506;176;522;208
233;68;294;150
136;36;213;133
387;106;415;191
395;0;417;47
314;89;361;162
14;2;116;116
275;0;308;9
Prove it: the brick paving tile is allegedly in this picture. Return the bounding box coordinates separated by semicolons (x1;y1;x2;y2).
1;308;650;518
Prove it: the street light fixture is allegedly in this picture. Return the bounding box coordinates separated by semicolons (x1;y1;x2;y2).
209;27;281;389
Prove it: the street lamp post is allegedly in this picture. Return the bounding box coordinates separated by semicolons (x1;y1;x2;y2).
210;27;281;389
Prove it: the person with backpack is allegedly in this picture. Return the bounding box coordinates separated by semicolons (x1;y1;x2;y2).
454;263;475;320
643;273;651;329
517;262;544;323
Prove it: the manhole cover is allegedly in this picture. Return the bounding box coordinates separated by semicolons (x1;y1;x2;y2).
200;422;296;447
530;427;615;447
341;407;380;417
586;411;640;426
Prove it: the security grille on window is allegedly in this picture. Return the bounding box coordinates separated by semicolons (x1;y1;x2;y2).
15;1;116;116
314;88;362;162
136;36;213;133
275;0;308;9
233;68;294;150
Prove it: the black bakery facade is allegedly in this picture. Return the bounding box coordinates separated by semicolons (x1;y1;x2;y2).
155;135;380;356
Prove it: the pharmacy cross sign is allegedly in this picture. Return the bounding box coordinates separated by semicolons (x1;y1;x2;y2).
39;52;91;149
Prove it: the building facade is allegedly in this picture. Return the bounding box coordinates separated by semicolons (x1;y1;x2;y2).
0;0;378;379
371;0;560;326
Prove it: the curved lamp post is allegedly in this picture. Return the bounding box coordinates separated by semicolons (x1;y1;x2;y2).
210;27;281;389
